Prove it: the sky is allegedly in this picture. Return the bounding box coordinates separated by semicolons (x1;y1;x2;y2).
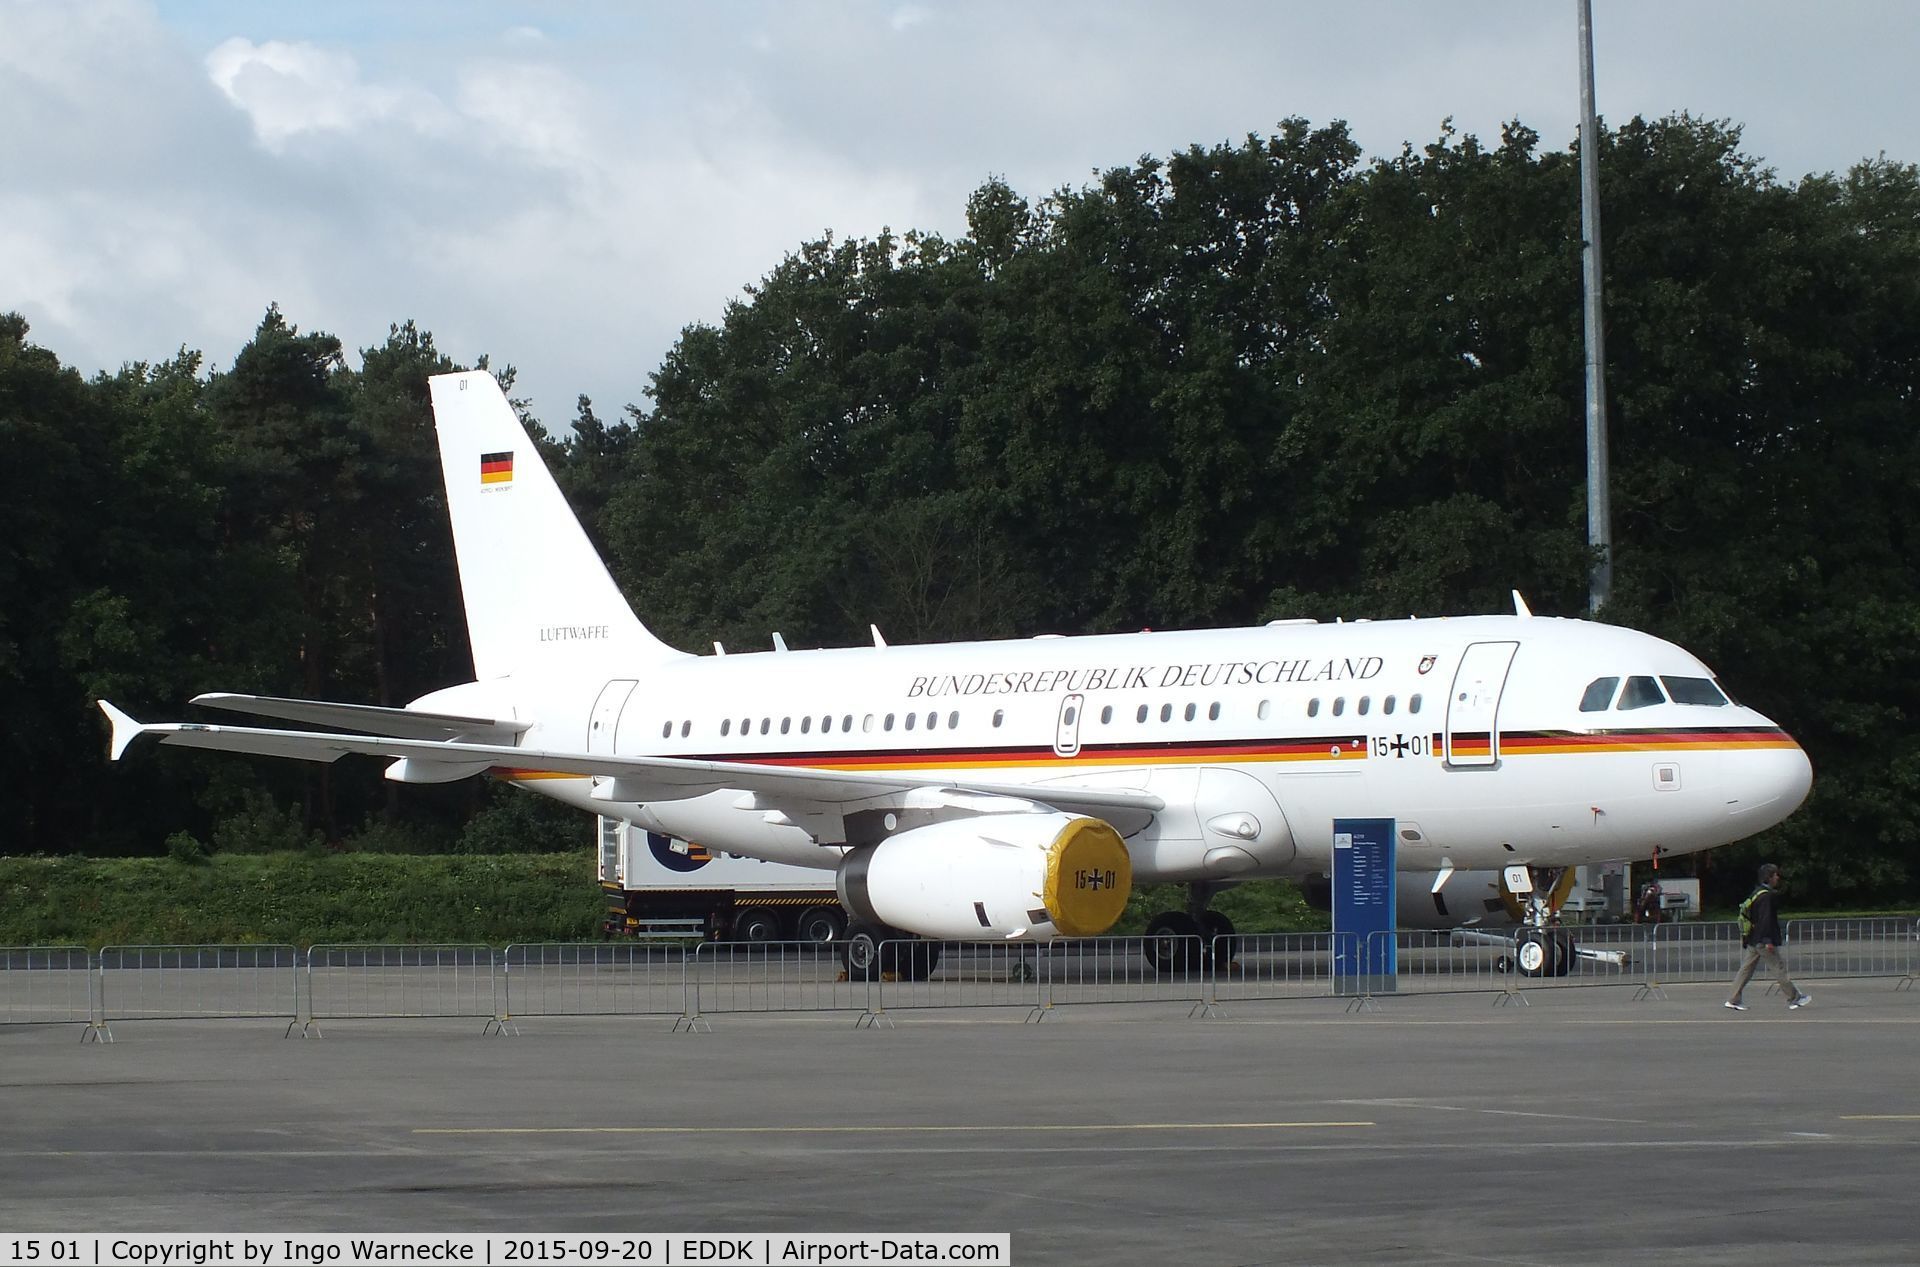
4;0;1916;426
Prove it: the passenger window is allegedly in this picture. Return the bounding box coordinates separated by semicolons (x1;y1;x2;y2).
680;721;691;738
884;714;895;731
721;719;731;737
1208;702;1220;721
1137;705;1149;723
926;711;938;729
1332;697;1346;717
947;710;959;728
1662;676;1729;706
843;715;853;732
1100;705;1113;724
905;712;916;731
1383;695;1396;715
780;717;791;734
800;716;812;734
1409;694;1422;714
1063;706;1077;726
821;714;832;732
1618;676;1666;710
992;710;1004;728
1307;699;1320;718
1160;703;1173;722
661;721;672;739
1257;699;1271;721
862;714;875;733
1579;677;1620;712
1357;696;1371;716
759;718;770;735
741;717;751;735
1183;703;1197;722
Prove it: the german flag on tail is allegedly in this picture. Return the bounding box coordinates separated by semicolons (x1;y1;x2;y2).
480;451;514;485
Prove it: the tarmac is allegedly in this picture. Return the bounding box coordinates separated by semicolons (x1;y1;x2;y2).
2;979;1918;1266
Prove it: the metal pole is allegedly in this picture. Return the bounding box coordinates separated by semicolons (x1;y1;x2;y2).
1579;0;1612;613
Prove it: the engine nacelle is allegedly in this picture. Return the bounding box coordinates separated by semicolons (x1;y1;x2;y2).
837;812;1131;940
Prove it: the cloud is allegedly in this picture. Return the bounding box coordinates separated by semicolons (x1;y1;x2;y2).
205;37;453;150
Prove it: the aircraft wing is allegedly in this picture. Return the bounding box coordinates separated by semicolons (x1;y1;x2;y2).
98;702;1165;819
189;693;530;744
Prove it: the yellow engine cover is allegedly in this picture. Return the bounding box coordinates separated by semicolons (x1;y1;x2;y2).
1042;817;1133;936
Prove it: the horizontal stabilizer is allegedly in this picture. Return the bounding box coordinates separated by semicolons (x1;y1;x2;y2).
191;693;529;744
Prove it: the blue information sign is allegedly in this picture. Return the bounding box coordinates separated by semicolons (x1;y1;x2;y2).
1332;817;1397;994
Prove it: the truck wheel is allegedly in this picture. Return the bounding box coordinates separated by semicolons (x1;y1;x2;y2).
796;906;846;945
733;910;782;944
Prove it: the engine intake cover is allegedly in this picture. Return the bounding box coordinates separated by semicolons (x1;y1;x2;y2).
838;812;1131;940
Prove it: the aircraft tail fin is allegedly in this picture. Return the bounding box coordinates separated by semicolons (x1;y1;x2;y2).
428;371;683;678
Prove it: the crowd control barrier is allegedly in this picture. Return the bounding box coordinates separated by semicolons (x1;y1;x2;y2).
97;944;300;1036
10;917;1916;1041
683;941;874;1026
502;942;689;1019
0;946;95;1031
1784;918;1919;983
305;944;501;1033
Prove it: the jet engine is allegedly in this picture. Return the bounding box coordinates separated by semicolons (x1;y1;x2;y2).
837;812;1131;940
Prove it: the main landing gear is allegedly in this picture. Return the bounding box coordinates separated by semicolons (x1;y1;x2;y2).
1142;882;1236;975
841;921;942;982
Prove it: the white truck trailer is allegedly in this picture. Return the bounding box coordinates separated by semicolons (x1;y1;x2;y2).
596;815;847;943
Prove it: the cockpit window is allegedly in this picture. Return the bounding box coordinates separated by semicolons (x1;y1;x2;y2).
1617;675;1666;710
1662;676;1730;706
1579;677;1619;712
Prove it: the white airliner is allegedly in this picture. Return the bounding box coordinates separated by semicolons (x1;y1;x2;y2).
101;370;1812;977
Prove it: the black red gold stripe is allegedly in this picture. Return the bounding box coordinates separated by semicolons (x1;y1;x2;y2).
487;725;1794;783
480;451;514;484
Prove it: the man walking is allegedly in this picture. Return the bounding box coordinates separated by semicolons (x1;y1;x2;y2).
1726;863;1812;1011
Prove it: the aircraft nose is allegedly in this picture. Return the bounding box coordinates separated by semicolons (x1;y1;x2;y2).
1725;737;1813;832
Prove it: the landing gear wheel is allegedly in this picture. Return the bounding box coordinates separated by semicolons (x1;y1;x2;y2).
889;939;944;982
1550;929;1577;977
795;905;847;946
1143;911;1206;975
732;909;782;944
1515;928;1553;978
842;922;885;981
1200;910;1237;962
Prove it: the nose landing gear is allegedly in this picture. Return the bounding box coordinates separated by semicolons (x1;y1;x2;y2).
1504;866;1577;978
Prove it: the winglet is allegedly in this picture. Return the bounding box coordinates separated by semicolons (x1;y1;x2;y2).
1512;590;1534;618
98;700;150;761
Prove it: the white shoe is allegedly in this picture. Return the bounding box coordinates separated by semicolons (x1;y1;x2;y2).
1724;1000;1746;1011
1789;994;1812;1009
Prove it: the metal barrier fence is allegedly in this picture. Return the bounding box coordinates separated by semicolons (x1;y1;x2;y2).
874;941;1044;1016
1209;933;1336;1003
503;942;689;1018
9;919;1917;1038
98;944;300;1026
0;946;95;1028
685;941;874;1021
1785;918;1919;981
307;944;499;1027
1039;936;1211;1012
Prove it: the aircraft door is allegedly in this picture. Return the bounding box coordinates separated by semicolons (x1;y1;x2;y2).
1444;642;1518;768
589;679;637;755
1054;693;1084;758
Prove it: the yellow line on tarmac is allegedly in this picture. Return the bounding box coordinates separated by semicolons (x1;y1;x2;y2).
414;1122;1374;1136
